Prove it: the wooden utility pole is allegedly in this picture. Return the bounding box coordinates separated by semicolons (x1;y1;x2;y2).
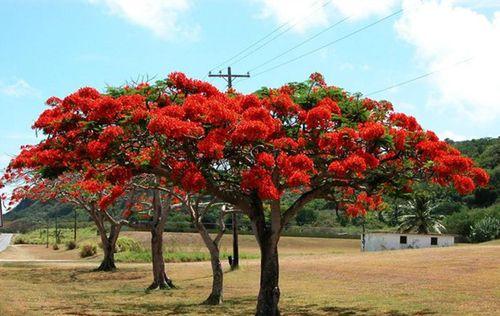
73;208;77;242
208;67;249;90
54;216;59;244
208;66;248;270
231;212;239;270
46;218;49;248
0;201;3;228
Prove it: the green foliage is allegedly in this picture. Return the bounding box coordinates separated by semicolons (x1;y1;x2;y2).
469;217;500;243
79;244;97;258
295;208;318;226
397;194;445;234
115;250;258;263
115;237;143;253
443;204;500;237
13;236;27;244
12;227;97;245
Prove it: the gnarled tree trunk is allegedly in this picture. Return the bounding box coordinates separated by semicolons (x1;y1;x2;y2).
252;200;282;316
91;211;121;272
196;221;224;305
148;224;174;290
97;223;121;271
255;235;280;316
147;188;174;290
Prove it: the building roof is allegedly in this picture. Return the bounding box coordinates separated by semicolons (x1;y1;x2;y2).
366;232;456;237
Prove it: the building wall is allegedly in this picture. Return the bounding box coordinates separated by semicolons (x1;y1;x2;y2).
362;233;454;252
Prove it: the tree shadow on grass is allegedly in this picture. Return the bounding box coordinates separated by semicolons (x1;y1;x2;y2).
318;306;437;316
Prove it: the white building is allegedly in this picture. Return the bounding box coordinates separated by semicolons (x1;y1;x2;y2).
362;232;455;252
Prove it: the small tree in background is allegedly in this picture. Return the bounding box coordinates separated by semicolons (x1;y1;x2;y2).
398;194;445;234
3;169;138;271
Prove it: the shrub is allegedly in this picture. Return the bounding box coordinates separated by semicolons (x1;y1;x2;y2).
13;236;26;244
52;244;59;250
79;244;97;258
469;217;500;243
115;237;143;253
65;240;77;250
444;205;500;238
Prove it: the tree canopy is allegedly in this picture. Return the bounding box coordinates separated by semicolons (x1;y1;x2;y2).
1;72;489;315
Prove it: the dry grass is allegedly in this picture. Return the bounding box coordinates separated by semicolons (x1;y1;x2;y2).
122;231;360;256
0;238;498;316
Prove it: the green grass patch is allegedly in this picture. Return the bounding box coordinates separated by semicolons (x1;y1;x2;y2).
13;227;98;246
115;250;258;263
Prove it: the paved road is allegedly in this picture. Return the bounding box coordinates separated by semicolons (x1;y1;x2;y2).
0;233;14;252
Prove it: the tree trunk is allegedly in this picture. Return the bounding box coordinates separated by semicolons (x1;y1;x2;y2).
203;249;224;305
93;216;121;272
148;226;174;290
97;242;116;271
195;220;224;305
255;239;280;316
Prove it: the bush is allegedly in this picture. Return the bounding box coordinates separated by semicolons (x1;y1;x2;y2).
52;244;59;250
79;244;97;258
444;205;500;237
115;237;143;253
65;240;77;250
13;236;27;244
469;217;500;243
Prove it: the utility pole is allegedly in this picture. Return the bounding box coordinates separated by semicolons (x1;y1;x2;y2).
73;208;77;242
208;67;249;90
46;218;49;248
55;215;59;245
209;66;248;269
0;200;3;228
231;212;239;270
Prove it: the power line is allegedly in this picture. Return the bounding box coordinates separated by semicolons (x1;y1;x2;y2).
251;8;404;78
248;16;350;73
207;0;328;75
365;57;474;97
206;23;290;77
229;0;332;68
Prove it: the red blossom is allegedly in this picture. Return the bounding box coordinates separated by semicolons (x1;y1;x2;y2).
452;175;475;195
359;122;385;141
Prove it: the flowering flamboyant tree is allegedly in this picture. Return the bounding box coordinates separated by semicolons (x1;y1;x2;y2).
2;166;133;271
8;72;489;315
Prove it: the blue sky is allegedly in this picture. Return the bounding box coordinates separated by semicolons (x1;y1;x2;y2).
1;0;499;173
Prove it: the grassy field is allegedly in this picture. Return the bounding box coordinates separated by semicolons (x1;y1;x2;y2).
0;234;498;315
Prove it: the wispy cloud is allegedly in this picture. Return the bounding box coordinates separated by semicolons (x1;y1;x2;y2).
437;130;467;141
395;0;500;122
0;79;39;98
255;0;399;33
87;0;199;40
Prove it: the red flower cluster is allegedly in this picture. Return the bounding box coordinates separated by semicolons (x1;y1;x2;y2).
359;122;385;141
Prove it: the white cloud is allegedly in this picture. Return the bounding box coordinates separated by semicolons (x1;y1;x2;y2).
330;0;399;20
255;0;399;32
395;0;500;122
87;0;198;40
255;0;330;32
0;79;39;98
437;130;467;141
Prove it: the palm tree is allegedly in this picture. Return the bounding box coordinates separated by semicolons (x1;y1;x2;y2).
398;195;445;234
